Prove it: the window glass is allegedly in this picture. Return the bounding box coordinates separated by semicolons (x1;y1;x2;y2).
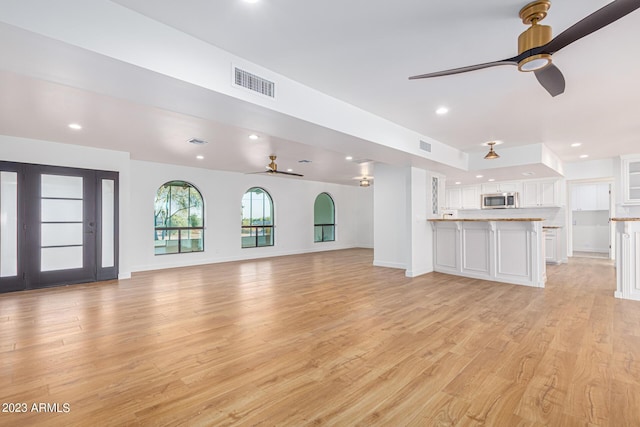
314;193;335;242
241;187;274;247
154;181;204;255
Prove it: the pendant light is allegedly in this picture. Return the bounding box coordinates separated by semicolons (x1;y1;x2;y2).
484;142;500;159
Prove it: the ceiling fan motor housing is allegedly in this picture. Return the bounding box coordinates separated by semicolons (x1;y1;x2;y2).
517;0;553;71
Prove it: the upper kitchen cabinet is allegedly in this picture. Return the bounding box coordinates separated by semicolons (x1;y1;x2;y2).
445;185;480;210
481;181;522;195
521;179;562;208
622;155;640;205
571;183;610;211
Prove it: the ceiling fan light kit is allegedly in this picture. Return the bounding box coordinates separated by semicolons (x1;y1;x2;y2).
518;1;553;72
409;0;640;97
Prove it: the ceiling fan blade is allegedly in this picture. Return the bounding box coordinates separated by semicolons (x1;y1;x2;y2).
409;58;518;79
542;0;640;55
274;171;304;177
534;64;565;97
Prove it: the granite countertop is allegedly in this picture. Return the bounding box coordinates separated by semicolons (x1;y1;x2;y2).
429;218;544;222
611;218;640;221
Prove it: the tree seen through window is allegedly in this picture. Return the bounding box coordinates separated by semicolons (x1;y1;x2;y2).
154;181;204;255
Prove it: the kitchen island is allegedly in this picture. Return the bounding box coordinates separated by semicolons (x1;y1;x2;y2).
429;218;546;288
612;218;640;300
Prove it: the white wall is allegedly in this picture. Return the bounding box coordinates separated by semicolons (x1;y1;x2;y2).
0;135;373;278
128;160;372;271
564;158;614;181
406;168;433;277
373;164;409;269
572;210;610;252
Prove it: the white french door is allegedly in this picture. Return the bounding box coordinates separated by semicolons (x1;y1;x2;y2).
0;162;118;292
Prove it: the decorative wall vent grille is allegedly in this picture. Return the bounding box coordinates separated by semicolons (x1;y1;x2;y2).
234;67;275;98
420;140;432;152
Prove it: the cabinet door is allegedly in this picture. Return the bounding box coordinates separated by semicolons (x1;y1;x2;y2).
461;186;480;209
595;183;609;210
623;158;640;204
576;184;597;211
539;181;558;206
521;182;540;207
481;183;499;194
545;232;557;262
446;188;462;209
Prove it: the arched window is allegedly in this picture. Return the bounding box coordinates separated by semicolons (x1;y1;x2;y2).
314;192;335;242
154;181;204;255
241;187;274;248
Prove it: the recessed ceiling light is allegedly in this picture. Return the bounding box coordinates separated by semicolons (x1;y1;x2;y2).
287;169;293;172
345;156;353;160
571;142;582;147
196;155;204;160
248;134;259;140
244;0;259;3
455;181;461;185
580;154;589;159
68;123;82;130
476;175;483;178
488;178;495;182
435;107;449;115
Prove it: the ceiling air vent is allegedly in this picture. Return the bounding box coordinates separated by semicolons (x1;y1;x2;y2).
188;138;208;145
420;140;432;152
234;67;275;98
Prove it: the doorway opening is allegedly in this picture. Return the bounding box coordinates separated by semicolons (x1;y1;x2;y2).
568;179;614;260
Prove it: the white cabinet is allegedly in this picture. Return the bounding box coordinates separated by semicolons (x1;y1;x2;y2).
522;180;560;208
622;156;640;205
445;185;480;210
544;228;562;264
481;181;522;195
461;185;480;209
445;187;462;210
572;183;609;211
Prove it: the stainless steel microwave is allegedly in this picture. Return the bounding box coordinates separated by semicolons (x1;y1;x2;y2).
481;192;519;209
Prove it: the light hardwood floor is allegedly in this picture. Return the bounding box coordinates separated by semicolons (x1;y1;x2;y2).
0;248;637;426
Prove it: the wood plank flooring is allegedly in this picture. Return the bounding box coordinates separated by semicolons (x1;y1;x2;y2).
0;248;636;426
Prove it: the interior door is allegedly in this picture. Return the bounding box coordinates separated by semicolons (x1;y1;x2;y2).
0;161;118;293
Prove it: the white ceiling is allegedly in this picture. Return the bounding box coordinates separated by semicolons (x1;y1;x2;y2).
1;0;639;185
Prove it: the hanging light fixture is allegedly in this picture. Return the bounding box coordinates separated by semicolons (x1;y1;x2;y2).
360;177;370;187
484;142;500;159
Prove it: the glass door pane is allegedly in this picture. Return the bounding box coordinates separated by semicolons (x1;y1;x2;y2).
0;171;18;277
40;174;84;272
101;179;115;268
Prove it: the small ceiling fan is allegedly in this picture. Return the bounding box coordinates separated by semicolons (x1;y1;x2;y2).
409;0;640;97
249;155;303;177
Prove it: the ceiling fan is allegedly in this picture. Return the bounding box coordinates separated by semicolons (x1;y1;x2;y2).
409;0;640;97
249;155;304;177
